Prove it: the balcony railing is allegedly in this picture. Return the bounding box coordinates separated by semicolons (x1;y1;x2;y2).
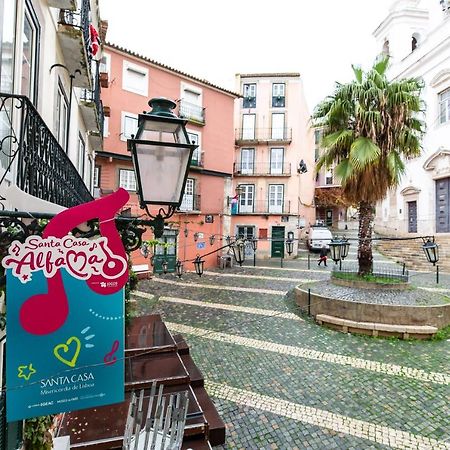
80;61;104;136
233;162;291;176
233;200;290;215
178;194;201;212
58;0;92;87
178;100;205;125
235;127;292;143
0;93;93;207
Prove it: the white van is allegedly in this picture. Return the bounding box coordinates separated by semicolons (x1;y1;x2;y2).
306;226;333;252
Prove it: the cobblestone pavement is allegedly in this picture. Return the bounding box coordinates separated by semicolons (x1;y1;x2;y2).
131;249;450;449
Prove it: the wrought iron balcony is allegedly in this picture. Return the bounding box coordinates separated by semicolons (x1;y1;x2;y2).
190;152;202;167
178;194;201;212
178;100;205;125
235;127;292;144
80;61;104;150
233;200;291;215
0;93;93;208
58;0;92;88
233;162;291;176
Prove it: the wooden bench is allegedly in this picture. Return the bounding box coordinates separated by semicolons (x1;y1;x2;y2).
315;314;438;339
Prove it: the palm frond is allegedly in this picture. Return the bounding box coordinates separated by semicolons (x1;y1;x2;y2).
349;137;381;170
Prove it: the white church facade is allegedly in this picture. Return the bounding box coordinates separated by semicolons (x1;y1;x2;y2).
373;0;450;235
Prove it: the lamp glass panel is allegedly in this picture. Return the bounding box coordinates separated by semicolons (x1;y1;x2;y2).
137;117;188;145
135;143;191;204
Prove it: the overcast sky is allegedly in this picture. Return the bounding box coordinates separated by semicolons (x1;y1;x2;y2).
99;0;393;112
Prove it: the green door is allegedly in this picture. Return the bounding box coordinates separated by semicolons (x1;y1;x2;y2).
153;229;178;274
271;226;285;258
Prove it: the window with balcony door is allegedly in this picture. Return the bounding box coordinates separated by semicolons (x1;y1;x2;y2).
243;83;256;108
179;178;195;211
325;169;333;185
99;52;111;75
268;184;284;213
270;148;284;174
122;61;148;96
0;0;16;171
55;81;68;151
21;0;40;104
272;83;285;107
271;113;285;140
180;84;204;123
77;133;85;178
121;112;138;140
187;131;201;166
119;169;136;191
239;184;255;213
439;88;450;124
94;166;100;188
240;148;255;174
242;114;256;140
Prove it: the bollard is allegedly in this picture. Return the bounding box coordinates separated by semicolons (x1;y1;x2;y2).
308;288;311;316
280;256;283;268
402;262;406;276
436;265;439;284
308;253;310;270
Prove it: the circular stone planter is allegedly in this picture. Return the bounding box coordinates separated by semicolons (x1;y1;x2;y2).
294;283;450;339
331;276;410;290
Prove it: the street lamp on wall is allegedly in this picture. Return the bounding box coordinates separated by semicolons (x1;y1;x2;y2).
231;239;245;266
127;97;198;238
251;238;258;267
176;259;183;278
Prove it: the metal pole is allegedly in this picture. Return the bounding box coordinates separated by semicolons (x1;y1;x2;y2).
339;259;342;271
308;288;311;316
308;253;310;270
280;256;283;268
253;251;256;267
402;262;405;276
436;265;439;284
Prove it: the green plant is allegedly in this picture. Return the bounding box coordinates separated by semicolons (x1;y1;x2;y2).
23;415;55;450
431;325;450;341
313;55;424;275
332;272;404;284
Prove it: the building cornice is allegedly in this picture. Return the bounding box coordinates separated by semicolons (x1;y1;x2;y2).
373;8;429;38
105;43;241;98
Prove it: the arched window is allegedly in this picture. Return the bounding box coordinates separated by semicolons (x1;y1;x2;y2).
382;40;390;56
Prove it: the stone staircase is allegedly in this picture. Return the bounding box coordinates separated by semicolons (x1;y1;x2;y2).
375;234;450;272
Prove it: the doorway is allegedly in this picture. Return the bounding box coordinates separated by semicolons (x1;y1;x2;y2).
271;226;285;258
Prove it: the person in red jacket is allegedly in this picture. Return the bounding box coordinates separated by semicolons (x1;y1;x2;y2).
318;245;328;266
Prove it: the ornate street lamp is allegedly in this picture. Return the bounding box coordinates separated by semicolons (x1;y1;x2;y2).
175;260;183;278
251;238;258;267
209;234;215;246
286;239;294;256
231;239;245;266
162;260;168;274
194;232;199;242
329;238;342;265
225;235;231;245
127;97;198;238
340;237;350;260
193;255;204;277
422;237;440;283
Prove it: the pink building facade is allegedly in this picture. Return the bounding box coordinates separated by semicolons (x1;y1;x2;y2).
97;44;237;273
232;73;315;260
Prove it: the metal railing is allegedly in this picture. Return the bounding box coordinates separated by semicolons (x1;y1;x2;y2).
178;100;205;124
235;127;292;142
233;162;291;176
0;93;93;207
178;194;201;212
234;199;290;215
332;262;410;282
59;0;92;67
81;61;104;135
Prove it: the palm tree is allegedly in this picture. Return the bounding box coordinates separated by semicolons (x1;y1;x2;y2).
313;56;424;275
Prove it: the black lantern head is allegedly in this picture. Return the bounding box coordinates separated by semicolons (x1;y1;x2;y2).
162;260;168;274
341;238;350;260
231;239;245;266
194;232;199;242
251;238;258;251
286;239;294;256
298;159;308;174
176;260;183;278
209;235;215;246
193;255;204;277
184;228;189;237
127;97;198;210
329;238;342;263
225;235;231;245
422;238;439;265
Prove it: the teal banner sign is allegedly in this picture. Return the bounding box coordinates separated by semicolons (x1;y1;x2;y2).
2;189;130;421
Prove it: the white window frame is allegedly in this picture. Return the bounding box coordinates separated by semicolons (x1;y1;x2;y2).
99;52;111;75
119;168;136;191
94;165;100;188
180;82;203;106
240;148;255;174
103;116;109;137
55;81;69;151
179;178;195;211
242;114;256;140
186;129;201;163
268;184;284;214
270;147;284;174
77;133;85;178
121;111;138;141
271;113;285;140
239;184;255;213
122;60;148;96
439;88;450;124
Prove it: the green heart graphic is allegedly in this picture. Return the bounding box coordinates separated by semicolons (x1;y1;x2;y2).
53;336;81;367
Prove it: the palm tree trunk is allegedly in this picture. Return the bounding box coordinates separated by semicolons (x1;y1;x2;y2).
358;201;374;276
